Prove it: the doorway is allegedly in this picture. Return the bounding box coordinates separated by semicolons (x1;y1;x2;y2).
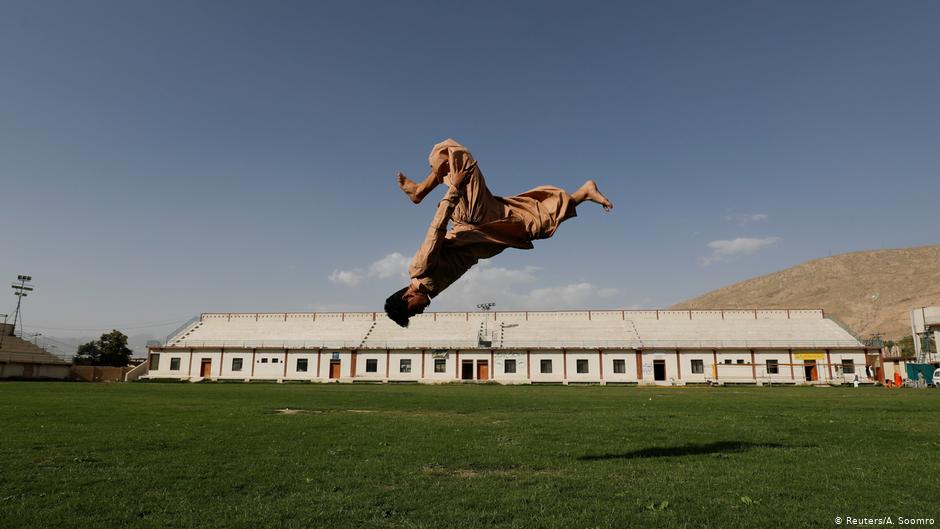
200;359;212;378
803;360;818;382
653;360;666;381
477;360;489;381
461;360;474;380
329;360;341;379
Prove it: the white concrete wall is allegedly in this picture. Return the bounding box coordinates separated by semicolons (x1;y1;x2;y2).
354;351;386;381
677;350;713;384
529;351;564;383
715;351;754;382
752;350;795;383
142;347;872;385
494;351;528;383
387;351;422;381
284;351;319;380
639;351;680;385
603;350;638;383
219;350;253;379
423;353;454;383
565;351;601;383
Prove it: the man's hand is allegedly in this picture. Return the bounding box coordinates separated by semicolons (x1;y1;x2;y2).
448;161;477;189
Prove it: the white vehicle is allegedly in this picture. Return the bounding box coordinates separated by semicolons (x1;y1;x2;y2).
934;368;940;387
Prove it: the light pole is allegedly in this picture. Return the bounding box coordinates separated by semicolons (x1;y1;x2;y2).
0;313;7;350
11;275;33;339
477;302;495;344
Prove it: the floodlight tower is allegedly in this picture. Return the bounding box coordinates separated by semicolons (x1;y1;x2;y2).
11;275;34;338
477;302;495;343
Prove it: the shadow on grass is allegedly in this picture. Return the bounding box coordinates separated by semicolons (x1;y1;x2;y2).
578;441;793;461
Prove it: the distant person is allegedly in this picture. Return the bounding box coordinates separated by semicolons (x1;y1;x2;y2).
385;139;613;327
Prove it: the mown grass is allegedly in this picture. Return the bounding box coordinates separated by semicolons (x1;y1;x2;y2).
1;382;938;528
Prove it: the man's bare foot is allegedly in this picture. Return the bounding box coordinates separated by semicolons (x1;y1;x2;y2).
573;180;613;211
397;171;422;204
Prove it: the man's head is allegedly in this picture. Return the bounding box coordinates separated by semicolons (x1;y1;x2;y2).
384;285;431;327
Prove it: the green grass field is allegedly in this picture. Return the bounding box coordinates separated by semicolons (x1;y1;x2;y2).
1;382;938;528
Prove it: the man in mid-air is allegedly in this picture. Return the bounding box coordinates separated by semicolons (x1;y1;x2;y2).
385;139;613;327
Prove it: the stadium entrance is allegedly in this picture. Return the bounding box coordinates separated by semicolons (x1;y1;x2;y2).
461;360;473;380
803;360;818;382
477;360;489;381
653;360;666;381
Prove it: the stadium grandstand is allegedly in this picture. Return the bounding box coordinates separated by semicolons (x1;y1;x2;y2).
144;309;878;385
0;323;70;379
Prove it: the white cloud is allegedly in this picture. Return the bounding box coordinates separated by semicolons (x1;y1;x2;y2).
367;252;410;279
330;254;622;310
432;261;621;310
702;236;781;265
724;212;769;226
330;252;410;287
328;269;363;287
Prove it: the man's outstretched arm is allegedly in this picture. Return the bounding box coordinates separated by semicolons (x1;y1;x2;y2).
408;184;461;287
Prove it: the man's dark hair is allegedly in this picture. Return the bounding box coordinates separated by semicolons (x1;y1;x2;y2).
384;287;410;327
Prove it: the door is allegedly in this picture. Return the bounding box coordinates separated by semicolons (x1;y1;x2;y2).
653;360;666;381
477;360;489;381
803;360;817;381
461;360;473;380
329;360;341;379
200;359;211;378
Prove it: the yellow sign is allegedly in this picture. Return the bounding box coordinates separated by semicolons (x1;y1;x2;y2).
794;351;825;360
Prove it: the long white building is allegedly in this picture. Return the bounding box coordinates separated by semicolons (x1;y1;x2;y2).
143;309;877;385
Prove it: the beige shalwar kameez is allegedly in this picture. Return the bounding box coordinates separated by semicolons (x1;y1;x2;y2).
408;140;577;298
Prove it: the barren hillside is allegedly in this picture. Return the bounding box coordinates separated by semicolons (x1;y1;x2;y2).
671;246;940;339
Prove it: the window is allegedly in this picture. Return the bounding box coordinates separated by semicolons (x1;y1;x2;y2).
400;359;412;373
736;359;744;365
723;359;732;365
366;359;378;373
841;359;855;374
272;358;279;364
612;359;626;374
434;359;446;373
170;357;181;371
691;359;704;374
261;358;268;364
576;359;589;374
232;358;243;371
504;359;516;374
540;359;552;374
766;359;779;374
296;358;308;372
150;354;160;370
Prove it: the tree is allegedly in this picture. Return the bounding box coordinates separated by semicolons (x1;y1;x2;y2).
72;330;132;367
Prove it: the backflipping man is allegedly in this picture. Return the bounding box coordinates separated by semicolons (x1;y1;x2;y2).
385;139;613;327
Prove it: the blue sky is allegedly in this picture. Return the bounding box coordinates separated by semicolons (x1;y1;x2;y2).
1;0;938;346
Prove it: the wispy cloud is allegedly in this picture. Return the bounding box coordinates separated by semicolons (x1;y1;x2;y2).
367;252;410;279
433;261;621;310
724;212;769;226
330;252;410;287
701;237;781;265
330;253;623;310
328;269;363;287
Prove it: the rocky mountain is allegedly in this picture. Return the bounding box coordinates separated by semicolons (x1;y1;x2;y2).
671;246;940;339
